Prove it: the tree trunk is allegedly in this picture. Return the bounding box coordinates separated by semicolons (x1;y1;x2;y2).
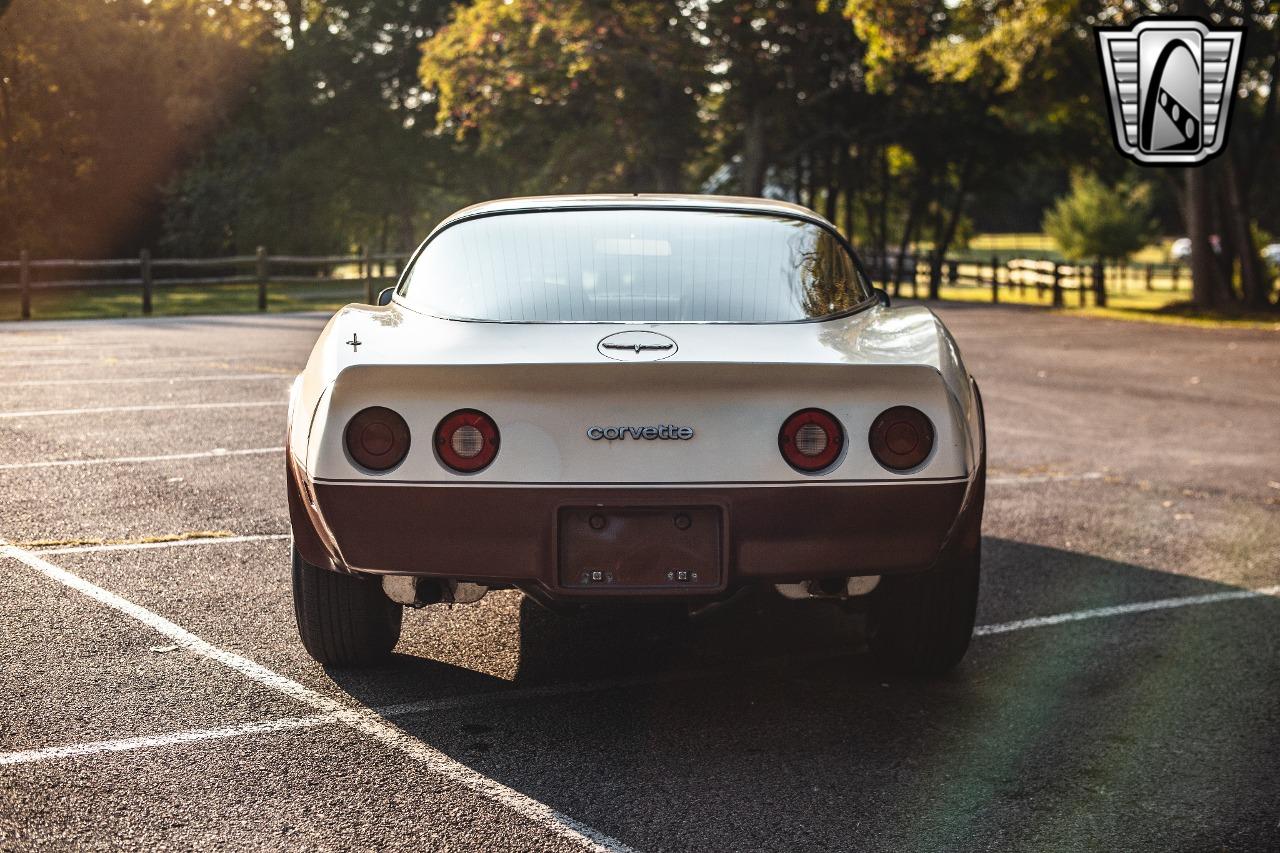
823;146;840;224
650;159;681;193
1224;152;1270;308
929;155;978;300
892;189;925;297
877;148;889;280
284;0;305;43
400;207;416;257
842;184;856;243
378;214;390;278
740;106;768;197
928;181;945;299
806;151;821;211
1185;168;1223;308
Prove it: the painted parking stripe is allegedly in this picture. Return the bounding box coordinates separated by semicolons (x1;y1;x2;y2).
1;354;262;368
987;471;1105;485
0;373;290;388
36;533;290;555
0;401;285;419
0;447;284;472
0;343;132;352
973;585;1280;635
0;714;334;766
0;540;636;853
0;576;1275;771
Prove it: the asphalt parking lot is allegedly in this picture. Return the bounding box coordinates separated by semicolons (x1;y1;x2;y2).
1;304;1277;852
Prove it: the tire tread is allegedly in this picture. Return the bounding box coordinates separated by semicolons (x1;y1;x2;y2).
866;547;980;677
291;546;402;667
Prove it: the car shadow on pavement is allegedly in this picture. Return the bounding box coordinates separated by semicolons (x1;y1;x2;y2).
324;537;1280;851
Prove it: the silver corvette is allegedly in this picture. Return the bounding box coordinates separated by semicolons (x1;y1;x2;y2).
287;194;985;675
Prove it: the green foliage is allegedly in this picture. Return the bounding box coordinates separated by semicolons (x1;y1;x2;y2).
419;0;704;192
0;0;270;256
1043;172;1157;262
161;0;462;255
2;0;1275;314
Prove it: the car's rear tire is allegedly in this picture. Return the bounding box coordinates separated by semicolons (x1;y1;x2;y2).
866;545;980;678
291;545;402;667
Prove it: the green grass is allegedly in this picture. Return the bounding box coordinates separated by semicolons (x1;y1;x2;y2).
887;252;1279;329
890;279;1279;330
950;233;1061;263
0;280;372;322
943;233;1187;266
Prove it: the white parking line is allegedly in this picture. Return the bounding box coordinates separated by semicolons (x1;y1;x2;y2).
0;401;285;419
0;343;128;352
973;585;1280;635
0;373;290;388
1;354;261;368
0;540;636;853
0;557;1275;774
36;533;291;555
987;471;1105;485
0;714;333;766
0;447;284;472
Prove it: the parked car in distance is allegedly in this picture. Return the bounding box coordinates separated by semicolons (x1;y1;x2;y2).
286;194;986;677
1171;235;1230;262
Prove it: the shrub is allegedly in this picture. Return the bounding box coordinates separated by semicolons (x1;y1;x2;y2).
1043;172;1157;261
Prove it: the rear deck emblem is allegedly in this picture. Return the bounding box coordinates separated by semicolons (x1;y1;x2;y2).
597;330;678;361
1095;17;1244;166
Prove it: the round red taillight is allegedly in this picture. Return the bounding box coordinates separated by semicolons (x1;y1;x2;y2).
344;406;410;471
779;408;844;472
869;406;935;471
434;409;500;473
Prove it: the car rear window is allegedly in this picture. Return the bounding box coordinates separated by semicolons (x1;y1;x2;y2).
397;208;872;322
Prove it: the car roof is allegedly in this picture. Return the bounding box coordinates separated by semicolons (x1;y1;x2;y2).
435;194;831;232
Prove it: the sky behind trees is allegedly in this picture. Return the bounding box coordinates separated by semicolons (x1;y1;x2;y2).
1;0;1276;308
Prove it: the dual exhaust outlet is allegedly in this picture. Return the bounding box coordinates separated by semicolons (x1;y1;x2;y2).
382;576;488;608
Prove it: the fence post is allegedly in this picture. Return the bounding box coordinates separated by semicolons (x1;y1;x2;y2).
362;245;373;304
1093;259;1107;307
1051;264;1064;308
1145;263;1154;291
19;249;31;320
947;260;958;285
990;255;999;303
255;246;268;311
140;249;153;316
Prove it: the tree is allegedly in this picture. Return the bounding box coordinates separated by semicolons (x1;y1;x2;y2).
419;0;706;193
1043;172;1156;262
0;0;271;257
900;0;1278;310
162;0;462;255
832;0;1044;296
697;0;867;201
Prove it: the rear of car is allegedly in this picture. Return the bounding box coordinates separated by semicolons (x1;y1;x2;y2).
287;196;985;675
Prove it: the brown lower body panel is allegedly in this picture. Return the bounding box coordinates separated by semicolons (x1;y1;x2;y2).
291;465;973;600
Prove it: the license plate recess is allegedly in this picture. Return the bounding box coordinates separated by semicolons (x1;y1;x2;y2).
557;506;722;591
